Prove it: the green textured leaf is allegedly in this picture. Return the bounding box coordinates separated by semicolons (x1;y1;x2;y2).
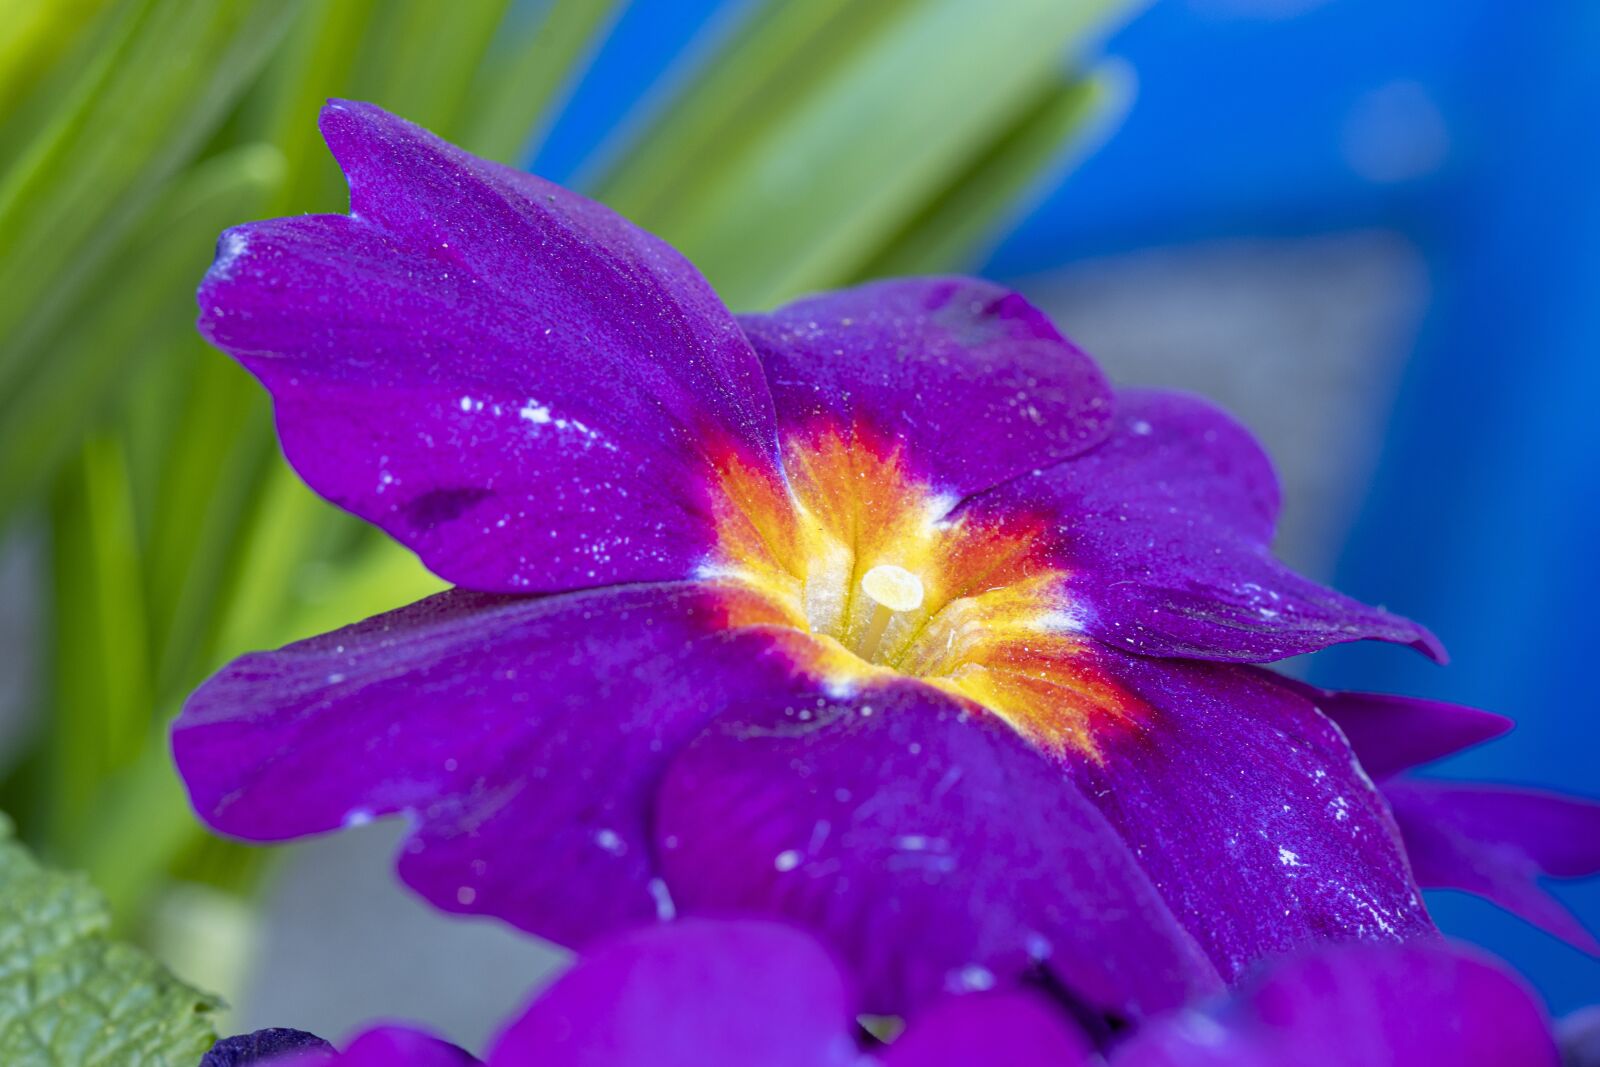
0;814;220;1066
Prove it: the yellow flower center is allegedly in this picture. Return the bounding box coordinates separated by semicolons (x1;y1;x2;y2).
704;421;1138;756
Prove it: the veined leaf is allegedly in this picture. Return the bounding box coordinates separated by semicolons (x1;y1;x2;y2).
0;813;221;1066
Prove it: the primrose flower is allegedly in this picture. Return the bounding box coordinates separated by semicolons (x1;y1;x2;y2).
201;1028;334;1066
238;1027;472;1066
213;919;1560;1067
1305;681;1600;950
180;100;1469;1016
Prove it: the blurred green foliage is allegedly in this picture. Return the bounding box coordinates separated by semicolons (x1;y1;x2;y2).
0;0;1129;946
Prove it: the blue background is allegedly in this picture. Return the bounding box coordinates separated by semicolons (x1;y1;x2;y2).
535;0;1600;1010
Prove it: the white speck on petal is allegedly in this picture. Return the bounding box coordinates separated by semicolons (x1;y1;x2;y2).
212;231;248;278
950;965;995;992
648;878;676;920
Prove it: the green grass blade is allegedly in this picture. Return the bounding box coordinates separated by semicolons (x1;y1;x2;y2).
41;436;151;854
0;144;285;527
0;0;302;399
461;0;624;161
590;0;914;217
600;0;1131;309
348;0;515;138
251;0;385;211
855;65;1131;278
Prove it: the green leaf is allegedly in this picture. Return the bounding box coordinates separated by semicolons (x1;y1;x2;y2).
0;813;221;1067
346;0;514;138
590;0;914;218
855;65;1132;278
40;437;152;853
0;0;116;126
0;143;285;526
461;0;624;161
596;0;1130;308
0;0;303;401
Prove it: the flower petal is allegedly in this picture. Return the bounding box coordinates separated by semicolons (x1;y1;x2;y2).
883;991;1095;1067
1561;1006;1600;1067
275;1028;477;1067
966;390;1443;662
1383;779;1600;953
1113;941;1558;1067
653;676;1222;1017
489;920;862;1067
173;581;794;946
739;278;1113;497
198;101;782;593
1059;653;1434;979
1278;681;1511;780
202;1029;334;1066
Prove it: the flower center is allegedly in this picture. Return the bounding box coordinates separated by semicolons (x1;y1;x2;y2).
707;421;1054;671
704;420;1137;754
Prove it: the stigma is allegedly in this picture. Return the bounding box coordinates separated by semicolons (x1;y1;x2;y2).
856;564;925;662
860;564;925;613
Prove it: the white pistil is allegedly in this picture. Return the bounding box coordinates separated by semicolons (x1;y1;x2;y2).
857;564;925;662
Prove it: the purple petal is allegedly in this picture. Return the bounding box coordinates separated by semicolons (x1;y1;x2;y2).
653;676;1222;1017
882;991;1095;1067
274;1028;477;1067
739;278;1112;497
1384;778;1600;953
489;919;861;1067
202;1029;334;1067
1560;1006;1600;1067
1113;941;1558;1067
1275;679;1511;780
173;581;796;946
965;390;1443;663
198;101;782;594
1064;654;1434;980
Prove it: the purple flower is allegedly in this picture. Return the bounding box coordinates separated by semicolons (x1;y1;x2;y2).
261;1027;473;1067
242;919;1559;1067
201;1028;334;1066
1106;936;1559;1067
178;101;1468;1015
1302;681;1600;951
